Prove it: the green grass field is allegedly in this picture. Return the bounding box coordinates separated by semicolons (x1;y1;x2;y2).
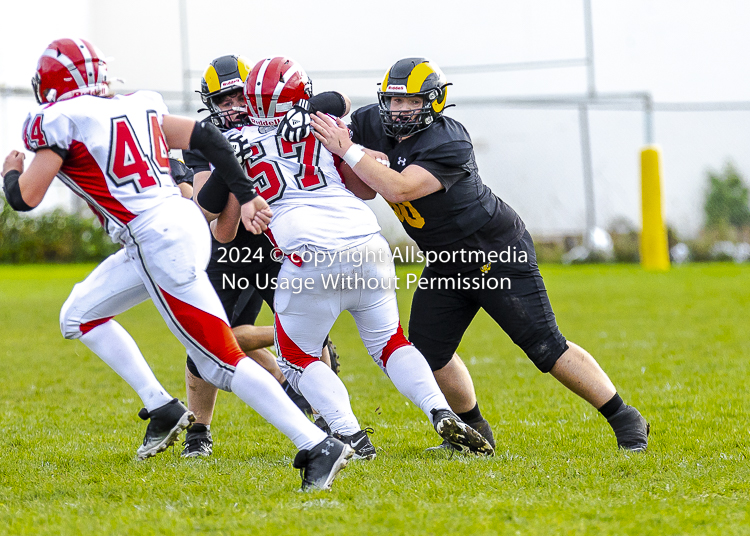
0;263;749;535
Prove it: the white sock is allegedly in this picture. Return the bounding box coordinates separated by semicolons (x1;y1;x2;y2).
298;361;360;435
79;320;172;411
230;358;326;450
385;346;450;420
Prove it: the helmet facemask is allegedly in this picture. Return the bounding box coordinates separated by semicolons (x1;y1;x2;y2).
378;92;439;138
199;55;252;130
377;58;449;139
203;87;249;129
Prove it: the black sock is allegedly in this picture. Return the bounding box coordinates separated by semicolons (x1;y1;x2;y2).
457;402;483;424
190;423;209;433
598;393;624;420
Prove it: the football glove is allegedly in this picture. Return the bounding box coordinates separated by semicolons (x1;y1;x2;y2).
226;131;254;165
278;100;312;143
168;158;194;185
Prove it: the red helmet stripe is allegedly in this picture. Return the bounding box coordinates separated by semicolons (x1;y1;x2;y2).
245;56;308;126
254;58;274;118
72;38;97;86
244;63;260;118
269;59;301;116
260;57;284;120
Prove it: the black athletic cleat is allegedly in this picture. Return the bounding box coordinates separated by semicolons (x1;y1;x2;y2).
136;398;194;460
324;336;341;375
181;424;213;458
333;428;376;460
423;438;453;454
608;405;650;452
293;437;354;491
431;408;494;456
425;417;496;454
467;417;496;450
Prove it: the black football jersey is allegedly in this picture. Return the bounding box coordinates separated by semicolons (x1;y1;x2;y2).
350;104;525;274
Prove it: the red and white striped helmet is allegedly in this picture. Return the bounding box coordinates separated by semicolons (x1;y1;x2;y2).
244;57;312;127
32;38;109;104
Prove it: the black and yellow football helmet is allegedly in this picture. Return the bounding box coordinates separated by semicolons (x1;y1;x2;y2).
199;55;252;129
377;58;450;138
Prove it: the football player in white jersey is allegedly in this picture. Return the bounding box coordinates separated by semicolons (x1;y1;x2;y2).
183;54;350;457
1;39;351;490
198;56;494;458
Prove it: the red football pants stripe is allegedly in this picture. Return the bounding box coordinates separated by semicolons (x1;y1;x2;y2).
381;323;412;366
80;316;114;335
275;314;318;369
161;287;245;367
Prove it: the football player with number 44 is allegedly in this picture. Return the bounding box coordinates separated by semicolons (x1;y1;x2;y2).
1;39;352;491
199;56;495;459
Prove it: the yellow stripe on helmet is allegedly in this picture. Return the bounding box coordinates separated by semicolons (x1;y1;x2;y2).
237;56;252;83
432;86;447;113
202;64;221;94
406;62;436;93
381;70;390;92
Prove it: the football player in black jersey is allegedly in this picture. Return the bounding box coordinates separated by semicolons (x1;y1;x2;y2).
182;55;350;457
310;57;649;452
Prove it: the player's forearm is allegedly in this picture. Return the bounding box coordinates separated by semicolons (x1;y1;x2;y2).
3;149;62;210
211;193;241;244
2;170;34;210
195;170;230;223
350;156;416;203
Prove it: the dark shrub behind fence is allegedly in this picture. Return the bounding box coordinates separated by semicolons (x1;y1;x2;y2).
0;199;119;263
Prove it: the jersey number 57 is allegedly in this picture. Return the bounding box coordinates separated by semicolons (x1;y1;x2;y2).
243;135;327;204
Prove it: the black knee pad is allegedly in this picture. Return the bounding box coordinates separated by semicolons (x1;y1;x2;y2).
525;335;569;373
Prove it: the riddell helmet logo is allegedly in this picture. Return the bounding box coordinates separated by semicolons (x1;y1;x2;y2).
221;77;242;88
249;117;282;127
386;84;407;92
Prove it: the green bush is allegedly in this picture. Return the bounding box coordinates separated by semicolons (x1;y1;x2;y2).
0;198;119;263
704;162;750;232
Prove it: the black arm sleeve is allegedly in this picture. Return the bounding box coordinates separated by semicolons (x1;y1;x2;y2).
196;169;231;214
2;170;34;212
188;121;257;204
309;92;347;118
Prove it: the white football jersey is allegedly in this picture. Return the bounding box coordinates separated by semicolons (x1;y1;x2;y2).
22;91;179;241
228;124;381;253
